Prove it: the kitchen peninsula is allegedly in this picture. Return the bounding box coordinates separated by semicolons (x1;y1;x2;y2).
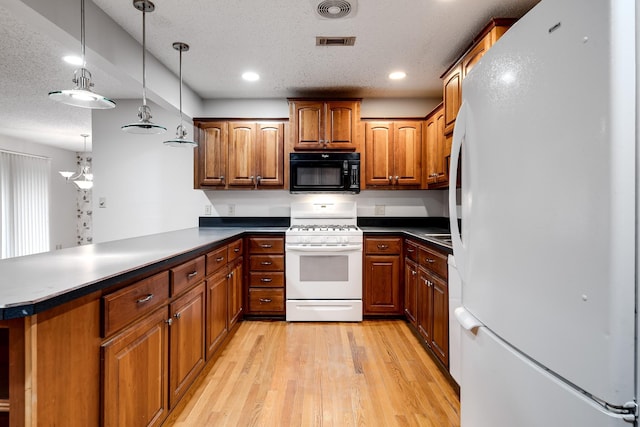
0;220;452;426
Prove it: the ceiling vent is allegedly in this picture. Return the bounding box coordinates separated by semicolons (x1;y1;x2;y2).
316;36;356;46
314;0;357;19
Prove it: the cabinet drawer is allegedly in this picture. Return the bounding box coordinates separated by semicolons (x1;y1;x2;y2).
103;271;169;337
171;256;206;296
404;240;418;262
249;271;284;287
248;288;285;313
228;239;243;262
248;237;284;254
206;246;227;275
249;255;285;271
365;237;402;254
418;246;448;279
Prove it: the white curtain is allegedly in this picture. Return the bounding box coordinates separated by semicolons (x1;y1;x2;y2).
0;151;50;259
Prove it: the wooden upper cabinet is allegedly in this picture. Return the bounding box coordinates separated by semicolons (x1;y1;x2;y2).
255;122;284;187
195;122;228;188
364;120;422;188
290;99;360;151
195;120;284;190
425;104;448;187
441;19;515;136
228;122;257;187
442;64;462;136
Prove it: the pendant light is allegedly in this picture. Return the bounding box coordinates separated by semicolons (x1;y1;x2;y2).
122;0;166;134
163;42;197;147
59;134;94;190
48;0;116;109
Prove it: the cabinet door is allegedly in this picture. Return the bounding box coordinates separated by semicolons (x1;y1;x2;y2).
102;307;169;427
462;36;490;78
404;258;418;326
206;268;228;359
443;64;462;135
436;109;448;184
393;121;422;187
227;122;257;187
430;273;449;367
417;269;433;345
196;122;227;188
293;101;324;150
227;258;243;329
169;283;205;408
364;122;393;187
425;114;438;186
364;254;402;315
325;101;358;150
426;107;448;188
255;122;284;187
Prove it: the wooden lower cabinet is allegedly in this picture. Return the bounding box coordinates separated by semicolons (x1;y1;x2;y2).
169;283;205;408
417;266;449;368
205;267;229;359
245;235;286;317
363;236;403;315
102;306;170;427
227;258;244;329
404;258;418;325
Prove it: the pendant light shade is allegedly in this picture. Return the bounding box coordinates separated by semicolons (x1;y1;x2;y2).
164;42;197;148
122;0;166;134
48;0;115;109
59;134;94;190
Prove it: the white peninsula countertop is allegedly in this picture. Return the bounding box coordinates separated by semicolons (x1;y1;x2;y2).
0;227;285;320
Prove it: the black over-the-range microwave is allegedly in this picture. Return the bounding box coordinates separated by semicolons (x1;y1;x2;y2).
289;152;360;193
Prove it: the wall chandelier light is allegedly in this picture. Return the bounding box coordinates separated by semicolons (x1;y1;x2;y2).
122;0;166;134
59;134;93;190
48;0;116;109
163;42;197;147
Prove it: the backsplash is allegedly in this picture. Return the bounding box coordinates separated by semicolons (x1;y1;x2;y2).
202;189;447;218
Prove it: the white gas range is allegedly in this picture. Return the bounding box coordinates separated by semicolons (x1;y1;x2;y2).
285;201;363;321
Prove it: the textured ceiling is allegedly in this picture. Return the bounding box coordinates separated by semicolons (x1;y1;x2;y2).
0;0;540;151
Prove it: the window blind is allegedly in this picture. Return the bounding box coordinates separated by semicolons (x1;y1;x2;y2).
0;150;50;259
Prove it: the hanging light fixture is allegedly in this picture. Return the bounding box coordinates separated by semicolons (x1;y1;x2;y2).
59;134;94;190
48;0;116;109
163;42;197;147
122;0;166;134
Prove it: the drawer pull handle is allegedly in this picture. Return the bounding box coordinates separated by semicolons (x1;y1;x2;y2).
406;248;415;253
377;244;389;250
261;261;272;265
187;271;198;279
216;256;225;262
234;248;240;253
260;244;273;248
261;278;273;282
136;294;154;304
259;298;272;303
174;312;181;319
425;258;435;264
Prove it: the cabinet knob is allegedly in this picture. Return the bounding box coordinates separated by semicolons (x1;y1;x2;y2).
377;244;389;250
219;175;225;181
412;270;417;276
395;176;399;183
388;176;393;182
174;312;181;319
166;318;173;326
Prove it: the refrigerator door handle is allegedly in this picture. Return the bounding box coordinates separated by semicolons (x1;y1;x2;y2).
454;306;482;333
449;101;467;280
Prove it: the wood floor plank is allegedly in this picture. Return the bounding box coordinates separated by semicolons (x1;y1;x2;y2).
164;320;460;427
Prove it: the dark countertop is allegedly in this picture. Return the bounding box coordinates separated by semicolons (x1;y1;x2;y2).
360;226;453;253
0;226;286;320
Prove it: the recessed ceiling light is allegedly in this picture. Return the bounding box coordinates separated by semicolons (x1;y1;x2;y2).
242;71;260;82
389;71;407;80
63;55;83;66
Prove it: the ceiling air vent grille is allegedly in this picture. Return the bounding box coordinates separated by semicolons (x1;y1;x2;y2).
316;36;356;46
314;0;357;19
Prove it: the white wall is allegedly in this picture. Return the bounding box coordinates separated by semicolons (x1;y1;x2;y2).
203;189;447;218
91;99;208;243
0;135;77;249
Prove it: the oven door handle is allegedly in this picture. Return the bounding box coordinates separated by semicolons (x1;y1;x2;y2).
285;244;362;252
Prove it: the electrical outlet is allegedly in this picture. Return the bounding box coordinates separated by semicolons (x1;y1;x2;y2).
228;204;235;216
204;204;212;215
374;205;385;215
98;197;106;208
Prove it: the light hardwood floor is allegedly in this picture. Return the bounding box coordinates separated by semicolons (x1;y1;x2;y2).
165;320;460;427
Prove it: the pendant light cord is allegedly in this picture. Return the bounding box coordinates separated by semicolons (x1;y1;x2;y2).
179;48;184;124
141;8;147;107
80;0;86;67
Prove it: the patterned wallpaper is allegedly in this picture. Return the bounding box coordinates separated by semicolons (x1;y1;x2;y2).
76;153;92;245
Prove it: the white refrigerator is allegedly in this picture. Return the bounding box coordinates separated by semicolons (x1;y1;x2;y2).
448;0;638;426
